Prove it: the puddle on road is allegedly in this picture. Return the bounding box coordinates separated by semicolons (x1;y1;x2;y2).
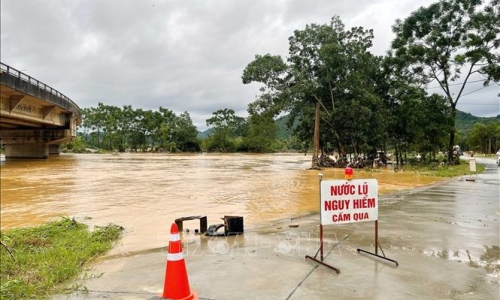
421;246;500;281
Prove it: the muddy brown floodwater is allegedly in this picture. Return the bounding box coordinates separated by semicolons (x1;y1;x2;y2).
0;153;444;255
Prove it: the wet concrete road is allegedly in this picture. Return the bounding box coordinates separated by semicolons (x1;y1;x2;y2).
54;158;499;300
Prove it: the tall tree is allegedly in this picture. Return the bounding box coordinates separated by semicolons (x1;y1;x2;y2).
206;108;245;152
158;107;177;151
243;111;277;153
391;0;500;162
243;16;382;167
175;111;200;152
89;102;108;148
80;108;92;144
467;121;500;153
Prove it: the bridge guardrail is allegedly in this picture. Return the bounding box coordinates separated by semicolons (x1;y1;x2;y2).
0;62;81;119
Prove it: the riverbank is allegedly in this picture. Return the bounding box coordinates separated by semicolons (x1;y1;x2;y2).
0;218;123;300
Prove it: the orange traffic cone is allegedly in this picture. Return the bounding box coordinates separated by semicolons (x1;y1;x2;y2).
161;223;198;300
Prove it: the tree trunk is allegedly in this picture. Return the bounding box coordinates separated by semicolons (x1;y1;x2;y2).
333;130;344;157
448;129;456;162
448;108;456;163
311;102;321;169
395;146;399;168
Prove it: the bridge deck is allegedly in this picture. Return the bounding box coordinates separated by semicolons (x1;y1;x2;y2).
0;62;82;157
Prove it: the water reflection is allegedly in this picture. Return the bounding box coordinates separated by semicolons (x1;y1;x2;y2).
422;246;499;279
481;245;500;278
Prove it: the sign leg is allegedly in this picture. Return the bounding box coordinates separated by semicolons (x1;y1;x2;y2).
320;224;324;261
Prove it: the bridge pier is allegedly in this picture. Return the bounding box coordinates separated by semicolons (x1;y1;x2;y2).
5;143;49;159
49;144;60;155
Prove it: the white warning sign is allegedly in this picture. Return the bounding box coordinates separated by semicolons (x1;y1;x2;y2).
320;179;378;225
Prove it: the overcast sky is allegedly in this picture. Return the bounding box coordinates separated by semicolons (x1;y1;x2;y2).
1;0;499;131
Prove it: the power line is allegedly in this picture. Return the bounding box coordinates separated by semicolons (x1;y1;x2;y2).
478;73;500;87
426;79;486;89
458;103;500;106
460;84;495;97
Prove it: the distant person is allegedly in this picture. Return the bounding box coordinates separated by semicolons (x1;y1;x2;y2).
496;149;500;166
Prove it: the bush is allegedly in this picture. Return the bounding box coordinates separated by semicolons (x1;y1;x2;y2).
61;136;87;153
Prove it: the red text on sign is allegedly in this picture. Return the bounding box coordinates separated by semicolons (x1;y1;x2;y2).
353;198;376;209
324;200;350;211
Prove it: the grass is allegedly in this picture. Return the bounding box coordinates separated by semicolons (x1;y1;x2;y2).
403;159;486;177
0;217;122;300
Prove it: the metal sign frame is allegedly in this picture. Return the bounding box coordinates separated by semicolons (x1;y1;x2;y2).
306;173;399;273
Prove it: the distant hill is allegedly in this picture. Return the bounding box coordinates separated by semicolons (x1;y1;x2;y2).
197;129;212;139
455;110;500;135
197;110;499;140
275;114;296;139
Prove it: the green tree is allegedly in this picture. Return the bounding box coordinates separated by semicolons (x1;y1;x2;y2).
84;102;107;148
149;110;163;149
242;113;277;152
61;135;87;153
243;16;383;167
174;111;200;152
129;108;148;151
116;105;135;151
390;0;500;162
467;121;500;153
80;108;92;144
412;94;453;160
157;107;177;152
206;108;245;152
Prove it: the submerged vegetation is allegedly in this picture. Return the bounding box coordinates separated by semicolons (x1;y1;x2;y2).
0;218;122;300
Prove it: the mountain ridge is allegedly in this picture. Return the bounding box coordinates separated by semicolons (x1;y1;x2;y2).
197;110;500;139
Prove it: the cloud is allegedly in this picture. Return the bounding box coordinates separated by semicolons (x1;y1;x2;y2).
1;0;498;131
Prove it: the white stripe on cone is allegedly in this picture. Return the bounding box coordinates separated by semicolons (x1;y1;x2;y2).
170;233;180;241
167;252;184;261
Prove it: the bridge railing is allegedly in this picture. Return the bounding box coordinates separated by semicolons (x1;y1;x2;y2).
0;62;81;116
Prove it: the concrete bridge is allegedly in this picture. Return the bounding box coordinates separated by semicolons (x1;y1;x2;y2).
0;62;82;158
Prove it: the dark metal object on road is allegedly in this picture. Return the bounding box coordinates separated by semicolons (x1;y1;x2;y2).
224;215;244;235
205;224;225;236
205;216;244;236
305;255;340;274
356;220;399;266
305;227;345;274
356;247;399;266
174;216;207;234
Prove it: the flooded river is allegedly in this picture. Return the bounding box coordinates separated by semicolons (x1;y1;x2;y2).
1;153;444;255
